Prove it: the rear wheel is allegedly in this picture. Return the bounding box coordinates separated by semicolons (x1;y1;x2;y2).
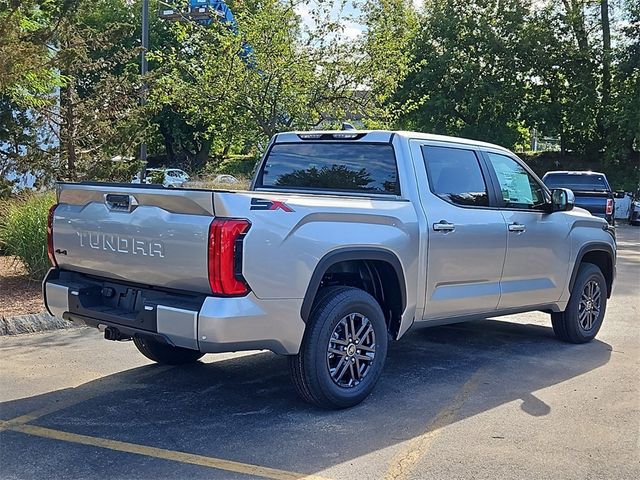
289;286;388;409
552;263;607;343
133;336;204;365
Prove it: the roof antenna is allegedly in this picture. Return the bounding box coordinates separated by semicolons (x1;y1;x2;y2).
341;122;356;131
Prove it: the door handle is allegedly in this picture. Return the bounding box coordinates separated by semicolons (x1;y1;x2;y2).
508;222;526;233
104;193;138;212
433;220;455;232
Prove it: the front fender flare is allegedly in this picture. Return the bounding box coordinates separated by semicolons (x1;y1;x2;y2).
569;242;616;296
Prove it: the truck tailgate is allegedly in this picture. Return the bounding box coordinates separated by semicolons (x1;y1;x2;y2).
573;190;611;218
52;183;215;293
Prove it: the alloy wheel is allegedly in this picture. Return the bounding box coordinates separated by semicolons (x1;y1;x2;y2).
578;280;601;331
326;312;376;388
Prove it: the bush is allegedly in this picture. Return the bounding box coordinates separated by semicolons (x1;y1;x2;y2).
216;155;260;177
148;170;166;185
0;191;56;280
81;158;144;183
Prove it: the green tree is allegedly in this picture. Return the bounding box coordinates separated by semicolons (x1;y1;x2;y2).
52;0;143;179
146;0;408;171
603;0;640;189
360;0;418;126
0;0;70;107
394;0;532;148
147;14;248;170
236;0;373;137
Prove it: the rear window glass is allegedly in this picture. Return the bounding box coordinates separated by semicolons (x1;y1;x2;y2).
543;174;609;191
258;143;399;194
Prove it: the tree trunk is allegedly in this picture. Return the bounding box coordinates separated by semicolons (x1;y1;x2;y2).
190;138;212;171
561;0;590;53
158;120;176;164
600;0;611;111
60;79;77;181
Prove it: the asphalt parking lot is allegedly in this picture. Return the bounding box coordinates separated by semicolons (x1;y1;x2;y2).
1;225;638;480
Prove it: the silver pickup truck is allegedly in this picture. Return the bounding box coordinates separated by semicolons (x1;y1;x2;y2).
44;130;616;409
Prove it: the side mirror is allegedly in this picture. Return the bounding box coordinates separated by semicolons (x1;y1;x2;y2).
551;188;575;212
614;190;626;199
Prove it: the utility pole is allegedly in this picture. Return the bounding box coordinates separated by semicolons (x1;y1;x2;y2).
600;0;611;140
139;0;149;180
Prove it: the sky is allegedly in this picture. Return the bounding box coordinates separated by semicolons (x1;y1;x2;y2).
294;1;425;41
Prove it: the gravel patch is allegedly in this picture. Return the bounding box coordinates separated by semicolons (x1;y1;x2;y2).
0;256;44;318
0;256;75;335
0;312;75;335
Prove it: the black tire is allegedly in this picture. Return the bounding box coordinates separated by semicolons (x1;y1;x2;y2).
552;263;608;344
133;336;204;365
289;286;388;409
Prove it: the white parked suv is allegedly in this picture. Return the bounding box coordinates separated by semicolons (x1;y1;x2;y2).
132;168;190;188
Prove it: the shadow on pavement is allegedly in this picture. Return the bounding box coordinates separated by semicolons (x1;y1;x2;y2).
0;318;612;478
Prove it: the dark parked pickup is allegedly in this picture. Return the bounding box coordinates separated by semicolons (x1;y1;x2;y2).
542;171;615;225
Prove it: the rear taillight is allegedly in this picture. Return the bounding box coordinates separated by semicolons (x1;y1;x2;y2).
606;198;614;215
47;204;58;267
208;218;251;296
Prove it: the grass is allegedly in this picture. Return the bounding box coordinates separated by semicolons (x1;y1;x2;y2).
0;191;56;281
185;176;251;191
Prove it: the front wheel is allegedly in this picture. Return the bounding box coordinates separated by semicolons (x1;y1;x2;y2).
551;263;608;343
133;336;204;365
289;286;388;409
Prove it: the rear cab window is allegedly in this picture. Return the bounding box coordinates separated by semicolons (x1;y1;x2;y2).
543;173;610;192
256;142;399;195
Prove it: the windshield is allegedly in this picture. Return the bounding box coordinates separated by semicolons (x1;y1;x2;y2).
258;142;399;194
543;173;609;192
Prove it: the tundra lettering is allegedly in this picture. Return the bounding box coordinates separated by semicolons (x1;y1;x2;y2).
77;232;164;258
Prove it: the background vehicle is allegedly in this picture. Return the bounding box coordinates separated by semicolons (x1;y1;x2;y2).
613;191;633;221
213;174;240;184
628;189;640;225
132;168;190;188
542;171;615;225
44;131;616;409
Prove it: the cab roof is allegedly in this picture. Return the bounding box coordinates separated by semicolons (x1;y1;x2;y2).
544;171;607;176
274;130;512;154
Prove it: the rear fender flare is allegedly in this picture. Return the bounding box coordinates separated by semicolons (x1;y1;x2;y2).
300;247;407;323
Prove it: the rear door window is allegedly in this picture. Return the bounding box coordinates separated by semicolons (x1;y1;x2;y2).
258;143;399;194
421;145;489;207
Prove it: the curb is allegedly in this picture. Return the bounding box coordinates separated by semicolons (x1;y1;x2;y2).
0;312;76;336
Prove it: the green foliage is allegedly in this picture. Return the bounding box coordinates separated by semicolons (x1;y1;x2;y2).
0;177;16;199
0;0;67;107
148;169;166;185
361;0;418;123
391;0;639;175
521;151;639;192
83;158;144;183
0;191;56;280
606;0;640;162
394;0;533;147
215;155;259;177
1;0;637;188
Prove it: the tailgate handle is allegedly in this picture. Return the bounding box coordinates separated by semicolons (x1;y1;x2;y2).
104;194;138;212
